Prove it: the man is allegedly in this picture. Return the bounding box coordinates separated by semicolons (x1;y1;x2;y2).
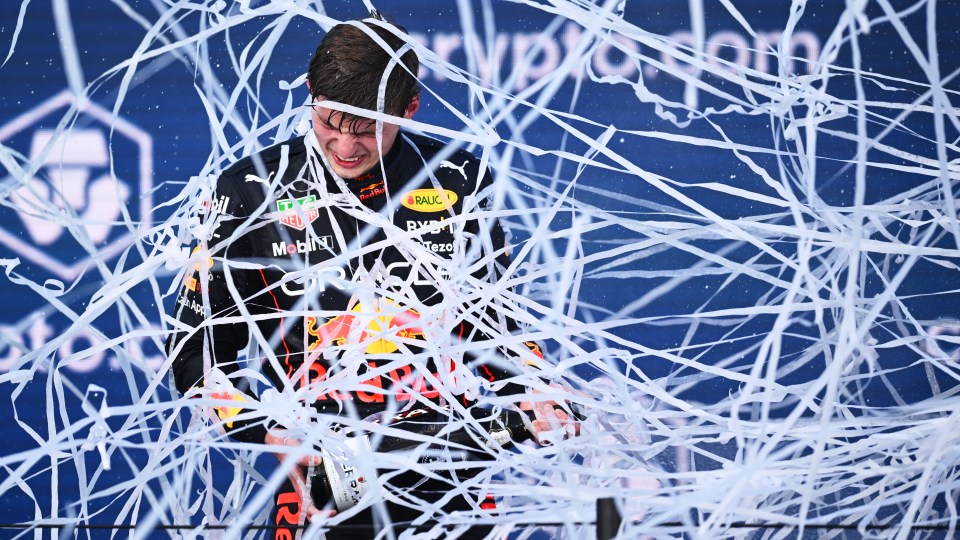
167;12;576;539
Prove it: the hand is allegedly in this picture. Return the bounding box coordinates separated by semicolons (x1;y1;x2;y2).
264;431;336;521
520;394;581;446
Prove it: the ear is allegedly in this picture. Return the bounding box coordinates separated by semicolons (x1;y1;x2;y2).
403;95;420;119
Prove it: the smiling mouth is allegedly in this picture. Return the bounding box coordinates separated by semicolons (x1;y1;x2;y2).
334;152;362;164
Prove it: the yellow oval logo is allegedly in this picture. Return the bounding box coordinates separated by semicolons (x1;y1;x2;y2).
400;189;459;212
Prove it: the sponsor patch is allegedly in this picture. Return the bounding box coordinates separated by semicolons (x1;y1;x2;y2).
177;295;204;316
210;391;247;428
422;240;453;253
358;182;385;201
400;189;458;213
271;235;332;257
525;341;545;365
306;298;424;354
440;159;469;180
277;194;319;230
280;266;346;295
183;245;214;291
406;218;449;234
201;194;230;217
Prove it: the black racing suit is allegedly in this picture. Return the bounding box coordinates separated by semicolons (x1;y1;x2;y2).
167;130;541;538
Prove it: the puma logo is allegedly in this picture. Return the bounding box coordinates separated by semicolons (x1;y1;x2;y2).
244;171;275;185
440;160;469;181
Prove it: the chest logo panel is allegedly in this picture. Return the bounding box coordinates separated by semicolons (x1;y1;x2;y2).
306;298;424;354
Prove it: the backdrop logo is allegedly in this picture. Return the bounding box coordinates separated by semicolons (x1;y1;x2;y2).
0;316;167;374
0;90;153;280
413;24;820;91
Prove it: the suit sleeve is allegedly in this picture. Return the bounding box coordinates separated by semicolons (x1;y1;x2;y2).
459;166;545;398
166;174;268;443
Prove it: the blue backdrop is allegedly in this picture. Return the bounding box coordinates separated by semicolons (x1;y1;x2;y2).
1;0;958;533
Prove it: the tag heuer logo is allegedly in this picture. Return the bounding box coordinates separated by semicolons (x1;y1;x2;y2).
400;189;458;213
277;195;319;230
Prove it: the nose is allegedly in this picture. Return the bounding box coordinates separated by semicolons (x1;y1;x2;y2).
331;133;361;157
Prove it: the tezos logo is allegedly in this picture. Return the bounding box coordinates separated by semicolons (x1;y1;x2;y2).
401;189;458;213
277;194;319;230
0;90;154;280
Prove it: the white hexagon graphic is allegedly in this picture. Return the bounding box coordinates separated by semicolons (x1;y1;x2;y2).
0;90;153;280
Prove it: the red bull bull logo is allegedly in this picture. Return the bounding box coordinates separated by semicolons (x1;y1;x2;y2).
306;299;425;354
302;298;446;403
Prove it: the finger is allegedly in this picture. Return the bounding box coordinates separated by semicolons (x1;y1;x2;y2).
551;408;580;437
536;402;555;421
532;421;563;446
540;405;565;428
530;420;547;445
306;505;337;521
271;435;322;467
533;410;578;442
288;467;329;521
531;419;551;431
553;409;578;437
289;466;309;493
293;471;336;522
299;453;323;467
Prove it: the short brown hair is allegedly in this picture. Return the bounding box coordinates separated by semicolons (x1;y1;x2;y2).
308;16;420;132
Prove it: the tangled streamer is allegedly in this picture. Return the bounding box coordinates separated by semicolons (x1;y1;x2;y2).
1;0;959;538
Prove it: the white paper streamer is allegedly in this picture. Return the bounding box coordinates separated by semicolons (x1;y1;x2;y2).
1;1;959;539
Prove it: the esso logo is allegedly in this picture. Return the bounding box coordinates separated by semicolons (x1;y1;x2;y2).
0;90;153;280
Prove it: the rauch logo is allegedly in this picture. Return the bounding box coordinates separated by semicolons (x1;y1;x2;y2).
401;189;458;213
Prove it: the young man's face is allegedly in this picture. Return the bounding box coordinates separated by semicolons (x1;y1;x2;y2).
310;98;418;179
